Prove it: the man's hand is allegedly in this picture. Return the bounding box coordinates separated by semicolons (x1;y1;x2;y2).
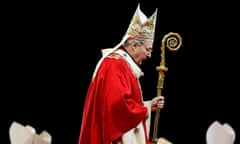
151;96;165;111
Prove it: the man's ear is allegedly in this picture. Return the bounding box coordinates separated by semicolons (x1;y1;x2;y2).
131;42;138;51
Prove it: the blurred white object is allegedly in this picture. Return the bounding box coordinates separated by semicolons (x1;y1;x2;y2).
33;130;52;144
206;120;235;144
157;137;173;144
9;121;52;144
9;121;34;144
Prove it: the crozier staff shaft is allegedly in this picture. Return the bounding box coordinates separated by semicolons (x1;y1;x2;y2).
152;32;182;143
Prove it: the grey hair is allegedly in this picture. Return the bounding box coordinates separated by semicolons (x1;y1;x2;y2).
122;38;142;47
122;38;152;48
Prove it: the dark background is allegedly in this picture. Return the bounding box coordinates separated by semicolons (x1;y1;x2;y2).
6;0;239;144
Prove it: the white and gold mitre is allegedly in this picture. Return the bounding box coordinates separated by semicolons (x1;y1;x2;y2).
126;4;158;41
93;4;158;78
100;4;158;56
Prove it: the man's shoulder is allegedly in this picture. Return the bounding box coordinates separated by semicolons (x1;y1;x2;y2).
107;53;122;60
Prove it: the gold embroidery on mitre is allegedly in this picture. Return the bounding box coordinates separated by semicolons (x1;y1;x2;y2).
126;4;158;41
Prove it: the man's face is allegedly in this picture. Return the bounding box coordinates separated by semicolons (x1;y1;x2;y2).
134;41;153;65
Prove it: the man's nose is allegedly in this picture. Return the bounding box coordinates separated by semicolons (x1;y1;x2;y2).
147;53;151;58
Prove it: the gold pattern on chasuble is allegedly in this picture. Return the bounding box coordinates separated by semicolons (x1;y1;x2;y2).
107;53;122;60
91;54;122;82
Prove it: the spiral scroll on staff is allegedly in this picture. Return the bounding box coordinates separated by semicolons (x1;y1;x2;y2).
151;32;183;143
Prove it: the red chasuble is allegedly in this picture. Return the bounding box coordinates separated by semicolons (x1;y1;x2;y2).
78;55;148;144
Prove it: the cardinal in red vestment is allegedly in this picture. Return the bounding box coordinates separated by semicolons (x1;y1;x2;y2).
78;4;165;144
